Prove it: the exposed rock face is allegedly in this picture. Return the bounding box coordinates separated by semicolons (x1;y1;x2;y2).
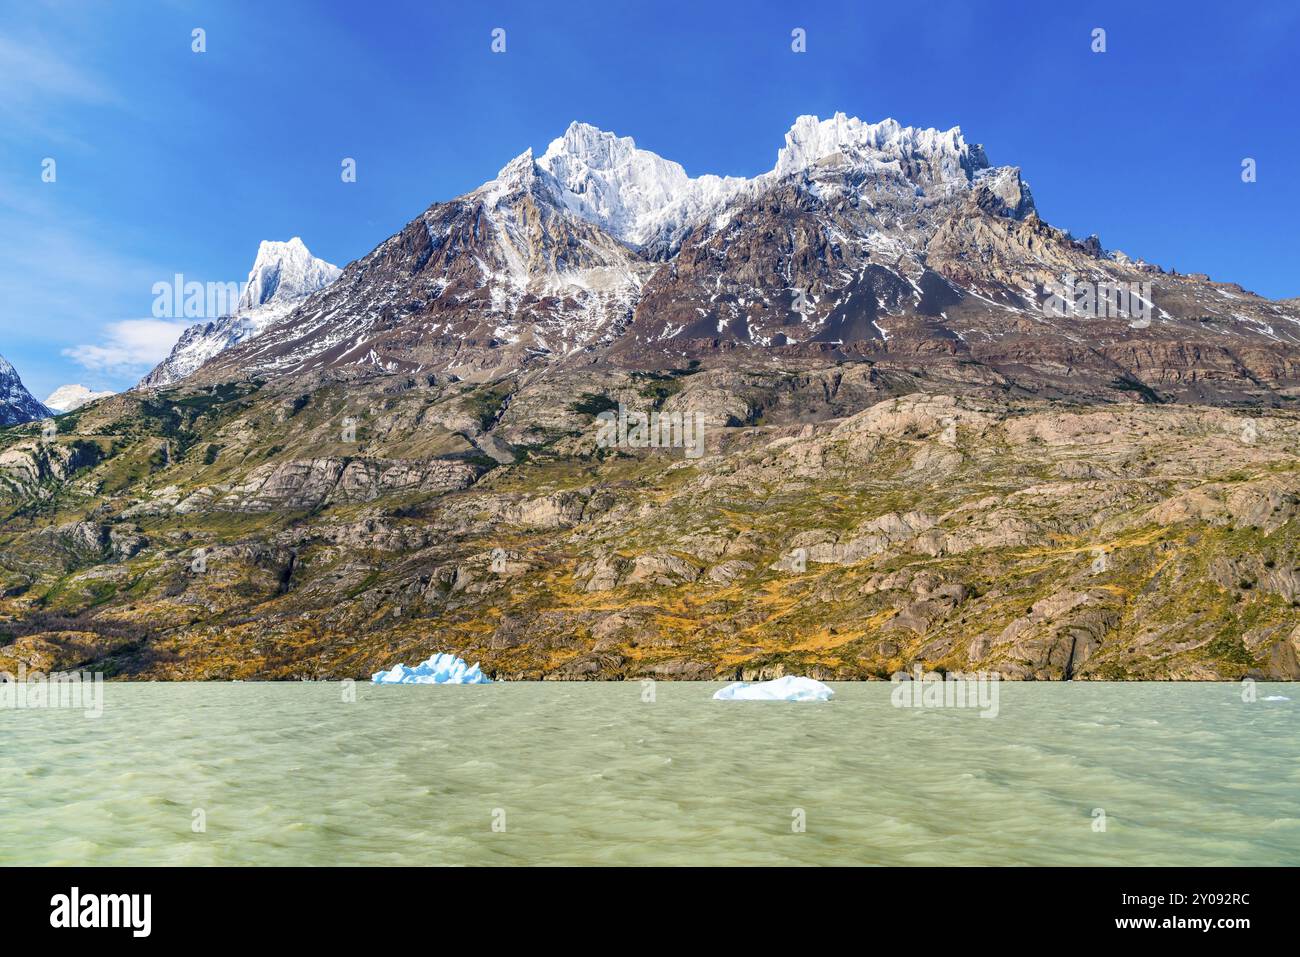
189;153;654;386
988;590;1123;680
212;457;484;512
35;521;147;566
0;438;101;499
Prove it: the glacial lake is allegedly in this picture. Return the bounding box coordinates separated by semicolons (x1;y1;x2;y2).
2;682;1296;866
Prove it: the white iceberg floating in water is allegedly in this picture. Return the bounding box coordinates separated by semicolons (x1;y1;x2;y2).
713;675;834;701
371;653;491;685
1262;695;1291;702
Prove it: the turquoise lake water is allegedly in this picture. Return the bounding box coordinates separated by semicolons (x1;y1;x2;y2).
1;682;1296;866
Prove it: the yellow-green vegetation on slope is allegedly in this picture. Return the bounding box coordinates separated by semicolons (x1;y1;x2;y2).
1;367;1298;680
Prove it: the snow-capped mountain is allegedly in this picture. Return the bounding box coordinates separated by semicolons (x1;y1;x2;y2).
191;113;1018;382
138;238;341;389
44;384;115;413
183;114;1300;402
0;354;52;425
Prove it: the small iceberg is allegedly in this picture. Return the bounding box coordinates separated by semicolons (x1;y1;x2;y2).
371;653;491;684
713;675;834;701
1262;695;1291;702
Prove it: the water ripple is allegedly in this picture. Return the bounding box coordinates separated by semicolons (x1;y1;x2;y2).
0;682;1296;865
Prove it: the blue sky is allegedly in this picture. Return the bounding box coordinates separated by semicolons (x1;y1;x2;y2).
2;0;1297;398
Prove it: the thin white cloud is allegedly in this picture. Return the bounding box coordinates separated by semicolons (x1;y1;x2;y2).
63;318;191;377
0;179;174;394
0;34;118;107
0;32;123;145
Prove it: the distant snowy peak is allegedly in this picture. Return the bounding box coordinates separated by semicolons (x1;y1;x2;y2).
138;238;342;389
478;113;1031;252
0;354;52;425
44;384;115;413
238;237;342;312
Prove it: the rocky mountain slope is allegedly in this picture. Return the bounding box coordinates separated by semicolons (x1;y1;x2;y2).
0;355;51;425
1;367;1298;681
138;238;341;389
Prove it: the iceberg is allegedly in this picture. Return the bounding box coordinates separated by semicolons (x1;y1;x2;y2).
371;653;491;685
712;675;834;702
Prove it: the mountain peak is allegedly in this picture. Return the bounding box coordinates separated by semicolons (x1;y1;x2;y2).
542;121;645;173
494;147;534;179
251;236;308;261
526;121;745;248
238;237;342;313
774;112;981;184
